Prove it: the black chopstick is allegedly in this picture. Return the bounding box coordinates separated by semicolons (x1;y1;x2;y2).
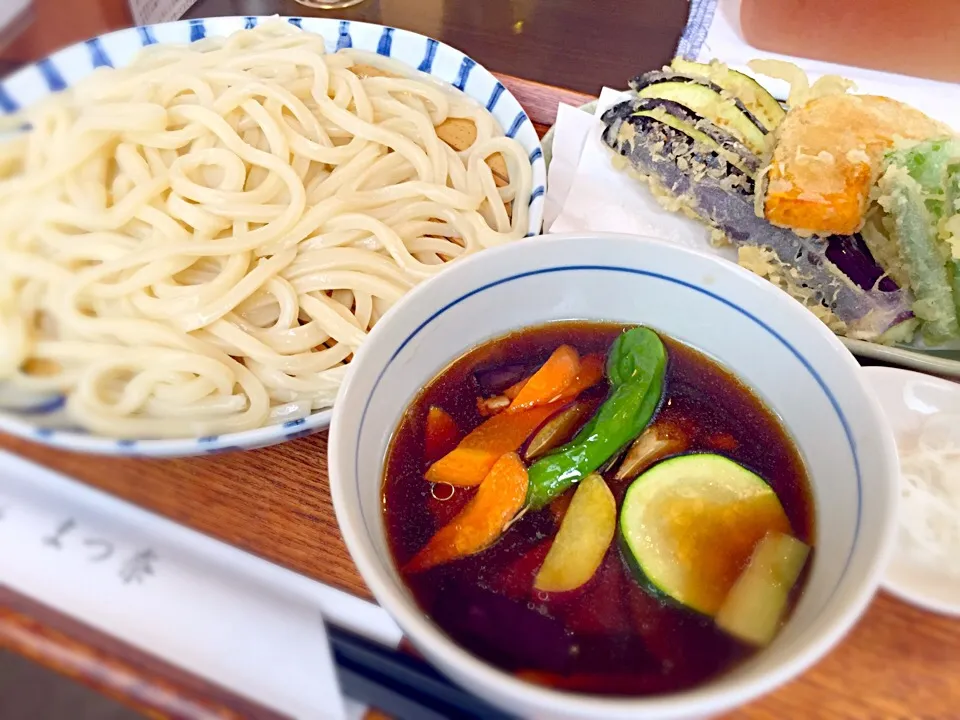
328;623;517;720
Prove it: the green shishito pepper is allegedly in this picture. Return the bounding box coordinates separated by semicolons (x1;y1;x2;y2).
526;327;667;509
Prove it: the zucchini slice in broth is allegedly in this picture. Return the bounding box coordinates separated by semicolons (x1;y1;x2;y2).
714;532;810;647
620;453;791;617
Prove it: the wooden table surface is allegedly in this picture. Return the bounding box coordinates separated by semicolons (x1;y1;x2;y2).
2;1;959;719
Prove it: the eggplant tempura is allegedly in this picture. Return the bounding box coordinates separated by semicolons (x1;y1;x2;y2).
602;59;960;345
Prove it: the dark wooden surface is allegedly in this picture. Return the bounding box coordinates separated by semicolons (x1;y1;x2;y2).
183;0;687;95
0;0;687;96
5;2;960;719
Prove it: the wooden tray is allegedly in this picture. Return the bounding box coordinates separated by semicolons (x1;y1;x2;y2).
2;74;959;720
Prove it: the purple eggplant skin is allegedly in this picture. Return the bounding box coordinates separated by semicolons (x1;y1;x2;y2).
474;363;530;396
619;97;761;175
629;70;768;136
600;104;914;339
604;105;755;197
825;234;900;293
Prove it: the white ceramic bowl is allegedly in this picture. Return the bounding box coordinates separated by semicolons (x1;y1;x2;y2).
862;366;960;617
0;15;545;457
329;233;898;720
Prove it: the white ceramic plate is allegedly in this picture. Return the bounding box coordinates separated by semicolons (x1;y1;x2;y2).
0;16;545;457
862;366;960;616
541;102;960;379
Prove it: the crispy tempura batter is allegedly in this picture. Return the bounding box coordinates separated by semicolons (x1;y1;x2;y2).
764;94;950;235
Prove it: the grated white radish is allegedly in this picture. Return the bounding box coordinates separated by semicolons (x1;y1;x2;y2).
898;413;960;574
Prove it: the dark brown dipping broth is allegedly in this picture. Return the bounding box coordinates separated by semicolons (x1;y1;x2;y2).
382;321;814;696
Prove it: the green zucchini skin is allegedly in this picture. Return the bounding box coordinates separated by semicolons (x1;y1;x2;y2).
629;70;768;153
617;531;703;615
669;58;786;132
618;453;789;617
625;97;760;176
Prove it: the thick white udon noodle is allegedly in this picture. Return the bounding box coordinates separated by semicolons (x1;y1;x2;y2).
0;22;532;439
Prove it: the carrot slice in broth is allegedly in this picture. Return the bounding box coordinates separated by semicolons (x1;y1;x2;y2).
503;375;531;400
493;352;602;410
406;452;529;573
425;404;560;486
424;406;461;463
425;353;604;487
552;353;604;404
508;345;580;411
425;448;498;487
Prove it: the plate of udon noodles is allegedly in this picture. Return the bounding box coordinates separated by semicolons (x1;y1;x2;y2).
0;17;545;456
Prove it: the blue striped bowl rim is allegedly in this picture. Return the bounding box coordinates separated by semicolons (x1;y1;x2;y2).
0;16;546;457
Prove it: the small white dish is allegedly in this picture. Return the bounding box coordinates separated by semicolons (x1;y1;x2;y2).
861;366;960;616
330;232;898;720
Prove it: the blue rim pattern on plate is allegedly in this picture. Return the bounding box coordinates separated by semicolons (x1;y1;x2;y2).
355;264;863;601
0;16;547;457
